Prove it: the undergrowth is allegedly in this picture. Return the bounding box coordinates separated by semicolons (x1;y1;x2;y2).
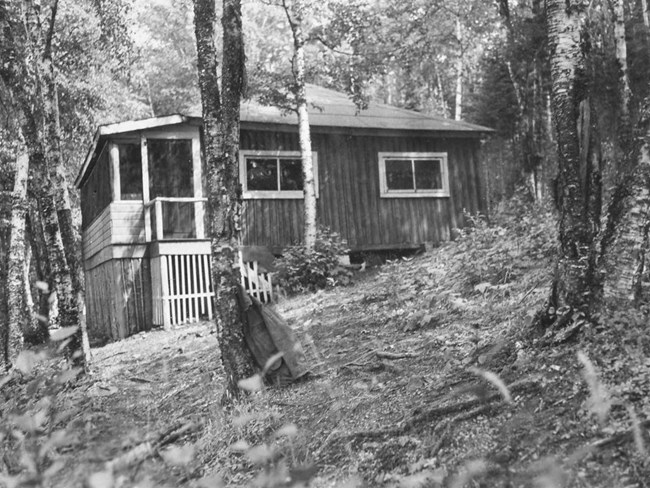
275;228;352;295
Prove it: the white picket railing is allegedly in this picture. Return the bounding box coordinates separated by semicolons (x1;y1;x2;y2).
152;249;273;328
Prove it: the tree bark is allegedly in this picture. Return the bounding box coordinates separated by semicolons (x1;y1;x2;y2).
1;0;88;367
612;0;631;118
454;17;463;121
283;0;317;250
545;0;602;318
600;102;650;304
5;151;30;367
194;0;256;403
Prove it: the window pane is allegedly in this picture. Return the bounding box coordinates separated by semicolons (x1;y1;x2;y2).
247;158;278;191
148;139;193;198
118;144;143;200
414;159;442;190
279;158;303;191
385;159;414;190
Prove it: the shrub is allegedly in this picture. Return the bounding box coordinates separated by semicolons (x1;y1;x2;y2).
275;228;351;295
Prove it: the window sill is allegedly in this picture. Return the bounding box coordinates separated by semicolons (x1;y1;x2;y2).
380;192;450;198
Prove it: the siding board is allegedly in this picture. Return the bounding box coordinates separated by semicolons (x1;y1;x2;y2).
240;128;485;252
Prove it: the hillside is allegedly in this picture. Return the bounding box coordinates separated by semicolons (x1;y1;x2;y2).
1;199;649;487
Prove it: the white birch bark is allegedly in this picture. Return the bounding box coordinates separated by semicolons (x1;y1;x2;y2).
6;151;29;365
284;0;317;250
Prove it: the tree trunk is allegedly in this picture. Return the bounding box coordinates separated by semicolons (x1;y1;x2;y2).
1;0;88;367
27;199;52;343
194;0;256;403
5;151;30;367
454;17;463;121
613;0;631;118
284;0;317;250
0;189;10;371
545;0;602;318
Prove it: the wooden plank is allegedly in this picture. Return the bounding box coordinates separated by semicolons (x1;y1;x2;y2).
160;255;171;329
203;255;213;319
109;143;121;201
176;255;185;324
192;136;205;239
141;136;151;241
191;254;199;322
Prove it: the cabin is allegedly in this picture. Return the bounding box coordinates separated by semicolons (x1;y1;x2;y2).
76;85;491;343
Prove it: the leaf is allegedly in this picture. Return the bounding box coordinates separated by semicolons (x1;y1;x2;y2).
274;423;298;439
35;281;49;292
577;351;611;425
238;374;263;393
245;444;274;465
160;444;195;466
262;352;284;376
86;470;114;488
196;474;225;488
474;282;492;294
468;367;512;404
42;460;65;479
50;326;79;342
230;439;250;452
14;350;39;375
13;409;48;433
56;367;82;384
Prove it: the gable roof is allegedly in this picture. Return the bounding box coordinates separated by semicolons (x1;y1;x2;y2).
76;85;491;187
188;84;491;133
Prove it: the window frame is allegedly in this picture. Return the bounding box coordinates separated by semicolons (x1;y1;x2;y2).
239;150;319;199
378;152;450;198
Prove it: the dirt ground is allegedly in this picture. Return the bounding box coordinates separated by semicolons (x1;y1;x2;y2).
2;230;650;487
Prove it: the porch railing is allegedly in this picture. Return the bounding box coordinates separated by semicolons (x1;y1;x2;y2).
144;197;207;241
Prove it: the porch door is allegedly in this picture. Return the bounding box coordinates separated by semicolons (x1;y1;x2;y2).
148;139;195;239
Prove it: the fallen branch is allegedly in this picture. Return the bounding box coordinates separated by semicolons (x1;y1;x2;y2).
376;351;419;360
104;421;203;472
591;420;650;450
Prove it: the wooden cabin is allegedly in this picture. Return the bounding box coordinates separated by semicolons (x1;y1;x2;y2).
76;85;490;343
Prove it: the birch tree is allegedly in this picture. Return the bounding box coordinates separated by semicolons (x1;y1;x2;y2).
281;0;318;250
194;0;256;402
4;151;30;367
0;0;90;367
543;0;603;320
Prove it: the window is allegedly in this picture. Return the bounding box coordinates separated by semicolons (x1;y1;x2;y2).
378;152;449;198
148;139;194;198
240;150;318;199
118;143;143;200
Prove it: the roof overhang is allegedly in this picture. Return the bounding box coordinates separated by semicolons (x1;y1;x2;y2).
75;114;200;188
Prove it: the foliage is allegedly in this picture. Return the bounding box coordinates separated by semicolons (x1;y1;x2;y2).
275;228;351;295
0;327;82;488
453;188;557;292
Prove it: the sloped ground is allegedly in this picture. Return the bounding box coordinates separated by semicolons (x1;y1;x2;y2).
2;201;649;487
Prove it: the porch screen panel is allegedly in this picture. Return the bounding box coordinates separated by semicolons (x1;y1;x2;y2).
148;139;195;239
119;143;143;200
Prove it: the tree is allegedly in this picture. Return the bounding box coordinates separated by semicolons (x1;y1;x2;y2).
543;0;603;320
194;0;256;402
0;0;90;367
4;151;29;368
281;0;318;250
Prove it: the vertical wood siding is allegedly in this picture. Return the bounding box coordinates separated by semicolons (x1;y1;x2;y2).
81;144;112;230
240;128;485;250
84;257;152;344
